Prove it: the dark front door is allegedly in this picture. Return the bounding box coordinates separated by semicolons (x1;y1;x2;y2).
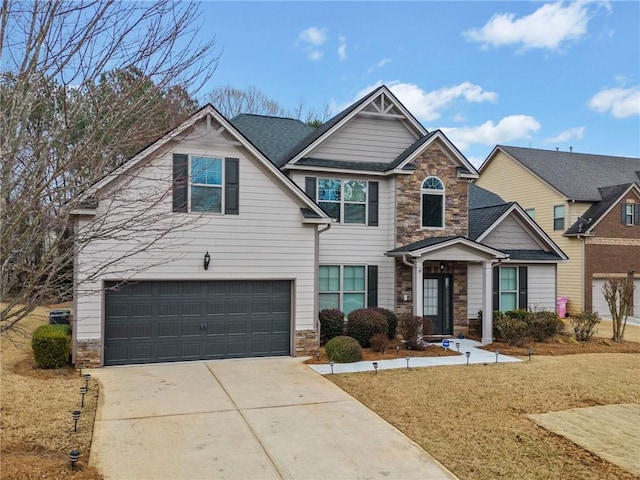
423;274;453;335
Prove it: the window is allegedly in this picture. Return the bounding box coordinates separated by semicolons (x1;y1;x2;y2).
553;205;565;231
191;157;223;212
317;178;367;224
622;203;639;226
319;265;366;315
500;267;518;311
421;177;445;228
525;208;535;219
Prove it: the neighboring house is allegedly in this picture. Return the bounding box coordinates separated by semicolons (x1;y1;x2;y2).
72;86;565;367
476;146;640;316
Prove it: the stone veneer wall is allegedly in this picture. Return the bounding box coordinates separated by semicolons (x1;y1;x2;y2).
295;329;319;356
76;339;102;368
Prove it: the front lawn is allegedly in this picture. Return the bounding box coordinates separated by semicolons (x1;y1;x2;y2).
1;305;101;479
329;325;640;480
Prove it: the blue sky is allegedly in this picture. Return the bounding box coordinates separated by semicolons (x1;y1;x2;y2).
198;1;639;166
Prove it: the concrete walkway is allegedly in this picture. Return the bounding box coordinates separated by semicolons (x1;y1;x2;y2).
309;338;522;375
89;357;457;480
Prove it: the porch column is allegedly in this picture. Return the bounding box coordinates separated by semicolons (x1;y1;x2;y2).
414;260;424;317
482;261;493;345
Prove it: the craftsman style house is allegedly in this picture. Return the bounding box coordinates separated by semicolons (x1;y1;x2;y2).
477;146;640;316
72;86;565;366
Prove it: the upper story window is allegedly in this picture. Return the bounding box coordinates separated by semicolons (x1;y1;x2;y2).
191;157;223;212
318;178;367;224
622;203;640;226
553;205;565;231
421;176;445;228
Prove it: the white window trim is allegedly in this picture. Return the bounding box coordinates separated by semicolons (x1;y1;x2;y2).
317;178;368;225
553;204;565;231
188;155;225;214
623;203;635;225
499;266;518;311
318;264;367;312
420;176;445;229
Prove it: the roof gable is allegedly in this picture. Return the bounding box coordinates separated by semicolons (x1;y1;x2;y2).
484;146;640;201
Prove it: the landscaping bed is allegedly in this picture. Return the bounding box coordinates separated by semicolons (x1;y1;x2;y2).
1;304;102;480
305;341;460;364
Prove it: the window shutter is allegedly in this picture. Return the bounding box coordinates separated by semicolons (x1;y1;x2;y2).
367;265;378;307
492;266;499;312
305;177;317;201
621;204;627;224
172;153;188;212
224;158;239;215
368;181;379;226
635;204;640;225
518;266;528;310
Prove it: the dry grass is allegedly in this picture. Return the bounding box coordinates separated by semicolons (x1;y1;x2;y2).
1;305;102;479
330;353;640;480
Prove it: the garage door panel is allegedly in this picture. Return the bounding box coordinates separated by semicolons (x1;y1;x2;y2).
104;280;291;365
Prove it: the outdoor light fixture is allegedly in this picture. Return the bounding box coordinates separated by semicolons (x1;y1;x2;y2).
78;367;82;377
203;251;211;270
439;262;444;272
83;374;91;390
80;386;87;407
373;361;378;373
455;342;460;352
69;450;80;470
329;361;335;375
405;355;410;369
527;348;533;362
72;410;81;433
315;351;320;362
396;345;400;356
495;350;500;363
465;351;471;366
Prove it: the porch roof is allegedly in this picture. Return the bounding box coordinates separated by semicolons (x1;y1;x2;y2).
386;235;508;261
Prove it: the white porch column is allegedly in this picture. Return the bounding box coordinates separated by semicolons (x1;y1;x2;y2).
482;261;494;345
414;260;424;317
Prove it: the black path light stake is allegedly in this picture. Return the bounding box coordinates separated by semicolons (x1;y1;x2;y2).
72;410;81;433
78;367;82;377
527;348;533;362
80;386;88;407
465;351;471;366
329;361;335;375
456;342;460;352
495;350;500;363
373;361;378;374
396;345;400;356
315;351;320;362
84;373;91;390
69;450;80;470
405;355;410;369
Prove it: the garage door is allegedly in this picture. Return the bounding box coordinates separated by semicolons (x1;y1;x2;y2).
593;279;640;317
104;280;291;365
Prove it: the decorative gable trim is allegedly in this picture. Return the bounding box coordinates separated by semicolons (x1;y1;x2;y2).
574;182;640;235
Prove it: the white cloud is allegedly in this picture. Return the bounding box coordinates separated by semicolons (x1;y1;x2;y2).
464;1;609;52
545;127;585;143
589;86;640;118
355;81;497;121
308;50;324;61
441;115;541;150
299;27;328;46
367;58;391;74
337;36;347;61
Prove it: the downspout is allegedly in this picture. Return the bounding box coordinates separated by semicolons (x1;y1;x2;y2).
313;222;332;350
577;234;585;312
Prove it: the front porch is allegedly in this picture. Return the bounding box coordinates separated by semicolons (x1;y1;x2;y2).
387;236;509;344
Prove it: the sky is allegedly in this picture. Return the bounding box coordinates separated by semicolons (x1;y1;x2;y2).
197;1;639;166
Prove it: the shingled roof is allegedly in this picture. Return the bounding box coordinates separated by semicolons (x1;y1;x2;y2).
496;146;640;201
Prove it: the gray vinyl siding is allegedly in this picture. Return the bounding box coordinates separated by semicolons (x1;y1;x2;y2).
308;115;418;164
481;215;543;250
467;264;484;319
75;122;317;342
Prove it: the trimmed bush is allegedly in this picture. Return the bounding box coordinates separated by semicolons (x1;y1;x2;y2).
398;315;428;350
370;307;398;340
346;308;388;347
369;333;390;353
504;309;528;321
526;310;564;341
32;324;71;368
319;308;345;344
495;314;528;347
571;311;600;342
325;335;363;363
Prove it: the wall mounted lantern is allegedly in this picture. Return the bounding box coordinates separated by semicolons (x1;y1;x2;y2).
203;251;211;270
439;262;445;272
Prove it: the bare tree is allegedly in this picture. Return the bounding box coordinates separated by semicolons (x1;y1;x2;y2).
1;0;219;334
603;277;635;342
208;85;330;125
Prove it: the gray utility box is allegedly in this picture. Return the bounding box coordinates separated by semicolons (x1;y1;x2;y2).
49;309;71;325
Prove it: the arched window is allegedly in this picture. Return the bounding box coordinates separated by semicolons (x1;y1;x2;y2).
421;176;444;228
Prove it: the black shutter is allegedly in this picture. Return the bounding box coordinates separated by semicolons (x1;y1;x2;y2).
305;177;317;201
492;266;499;312
224;158;239;215
368;181;379;226
635;204;640;225
367;265;378;307
172;153;188;212
518;266;528;310
621;204;627;224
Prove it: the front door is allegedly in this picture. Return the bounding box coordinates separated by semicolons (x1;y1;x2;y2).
423;274;453;335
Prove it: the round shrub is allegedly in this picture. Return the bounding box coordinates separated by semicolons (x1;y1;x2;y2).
495;315;528;347
319;308;345;344
346;308;388;347
371;307;398;340
325;335;363;363
526;310;564;341
32;324;72;368
571;311;600;342
369;333;389;353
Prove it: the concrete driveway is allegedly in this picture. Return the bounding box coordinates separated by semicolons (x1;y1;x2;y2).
89;357;457;480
